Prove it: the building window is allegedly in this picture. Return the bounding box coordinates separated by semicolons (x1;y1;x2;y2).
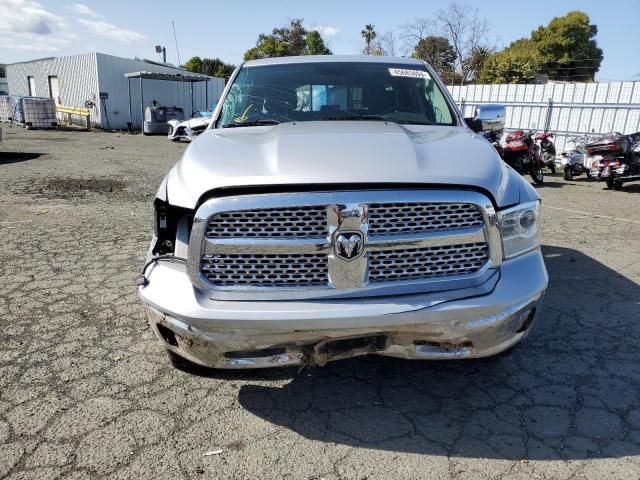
28;76;36;96
48;76;59;101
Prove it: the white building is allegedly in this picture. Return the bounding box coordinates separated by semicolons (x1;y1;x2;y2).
5;52;225;130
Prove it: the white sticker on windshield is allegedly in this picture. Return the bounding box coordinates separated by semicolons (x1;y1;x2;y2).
388;68;431;79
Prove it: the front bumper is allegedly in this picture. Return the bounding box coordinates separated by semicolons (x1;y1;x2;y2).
138;250;548;368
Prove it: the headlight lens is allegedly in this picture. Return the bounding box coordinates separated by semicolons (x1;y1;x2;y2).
498;201;540;259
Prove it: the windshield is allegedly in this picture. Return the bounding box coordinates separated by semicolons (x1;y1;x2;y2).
217;62;456;128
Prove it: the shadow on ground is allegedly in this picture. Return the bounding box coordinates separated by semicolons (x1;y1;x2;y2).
232;245;640;460
0;152;45;164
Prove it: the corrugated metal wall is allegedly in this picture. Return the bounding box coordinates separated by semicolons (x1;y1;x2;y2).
449;82;640;151
6;53;225;130
96;53;225;130
6;53;99;122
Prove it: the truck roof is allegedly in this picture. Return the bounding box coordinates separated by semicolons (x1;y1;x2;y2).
243;55;425;68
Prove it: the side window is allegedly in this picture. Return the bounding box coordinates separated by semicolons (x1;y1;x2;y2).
424;79;453;124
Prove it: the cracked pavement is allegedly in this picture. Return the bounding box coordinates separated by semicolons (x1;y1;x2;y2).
1;129;639;480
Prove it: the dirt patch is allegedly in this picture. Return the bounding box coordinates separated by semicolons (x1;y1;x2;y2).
23;177;128;199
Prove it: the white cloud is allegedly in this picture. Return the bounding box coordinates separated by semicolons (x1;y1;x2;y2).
313;25;339;39
69;3;104;19
2;32;72;53
0;0;65;35
78;18;146;43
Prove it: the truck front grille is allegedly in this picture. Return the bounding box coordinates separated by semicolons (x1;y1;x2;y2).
190;191;497;299
206;206;326;238
368;243;488;283
368;203;483;236
201;253;327;287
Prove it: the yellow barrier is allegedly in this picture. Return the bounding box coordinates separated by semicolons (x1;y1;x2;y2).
56;105;91;130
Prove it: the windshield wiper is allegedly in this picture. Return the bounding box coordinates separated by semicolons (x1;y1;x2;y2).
222;119;280;128
322;115;386;121
322;115;434;126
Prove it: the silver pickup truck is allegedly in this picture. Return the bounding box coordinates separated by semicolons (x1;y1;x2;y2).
138;55;548;369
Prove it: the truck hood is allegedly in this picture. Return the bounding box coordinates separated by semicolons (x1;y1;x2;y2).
165;121;528;209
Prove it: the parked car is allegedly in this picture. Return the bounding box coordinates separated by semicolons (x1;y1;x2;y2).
167;111;213;142
138;56;548;369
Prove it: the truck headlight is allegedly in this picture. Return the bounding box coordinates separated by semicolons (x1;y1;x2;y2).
498;201;540;259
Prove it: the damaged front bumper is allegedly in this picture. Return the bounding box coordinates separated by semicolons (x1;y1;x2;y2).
138;249;547;368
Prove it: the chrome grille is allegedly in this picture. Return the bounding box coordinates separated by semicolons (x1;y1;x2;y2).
368;203;483;236
206;206;326;238
369;243;488;283
190;191;499;300
201;253;327;287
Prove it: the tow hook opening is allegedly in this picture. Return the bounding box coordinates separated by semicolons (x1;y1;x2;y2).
516;308;537;333
317;334;387;357
157;323;178;347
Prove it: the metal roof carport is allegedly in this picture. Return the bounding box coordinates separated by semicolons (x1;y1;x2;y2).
124;71;212;131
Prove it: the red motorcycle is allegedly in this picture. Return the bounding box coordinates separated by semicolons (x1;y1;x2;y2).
535;131;556;173
501;130;545;185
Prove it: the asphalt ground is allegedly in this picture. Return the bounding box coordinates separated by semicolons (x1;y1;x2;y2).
1;128;639;480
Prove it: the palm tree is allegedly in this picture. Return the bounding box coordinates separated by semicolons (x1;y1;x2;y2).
361;24;377;55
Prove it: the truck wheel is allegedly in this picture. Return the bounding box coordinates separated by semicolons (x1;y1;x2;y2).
613;179;624;190
564;168;573;181
605;177;614;189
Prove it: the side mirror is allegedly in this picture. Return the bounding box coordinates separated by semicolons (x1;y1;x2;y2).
464;117;483;133
475;104;506;132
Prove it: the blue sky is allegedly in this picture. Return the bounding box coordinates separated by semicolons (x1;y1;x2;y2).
1;0;638;81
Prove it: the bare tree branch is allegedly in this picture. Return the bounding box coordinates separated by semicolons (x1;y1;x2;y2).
399;18;436;56
374;31;398;56
435;1;490;85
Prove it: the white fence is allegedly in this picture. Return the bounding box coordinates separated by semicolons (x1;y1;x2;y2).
448;82;640;151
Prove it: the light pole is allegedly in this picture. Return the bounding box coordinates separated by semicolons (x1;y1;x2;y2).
155;45;166;63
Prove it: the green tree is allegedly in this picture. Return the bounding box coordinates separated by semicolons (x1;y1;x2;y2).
478;40;541;84
243;19;331;60
306;30;331;55
183;56;203;74
479;11;602;83
464;46;493;82
361;24;377;55
531;11;602;82
413;36;457;78
183;56;235;78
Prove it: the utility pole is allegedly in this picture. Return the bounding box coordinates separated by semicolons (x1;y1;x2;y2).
155;45;166;63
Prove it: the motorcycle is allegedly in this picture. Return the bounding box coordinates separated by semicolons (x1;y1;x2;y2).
535;131;556;173
501;130;545;184
560;133;601;181
591;132;640;190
